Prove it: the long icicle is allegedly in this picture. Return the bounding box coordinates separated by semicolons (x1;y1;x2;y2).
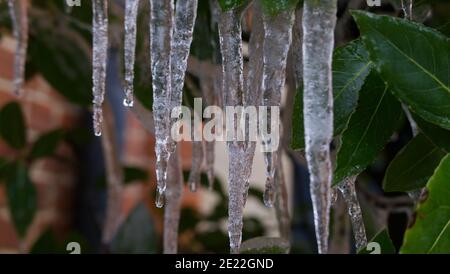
7;0;28;96
242;0;264;206
168;0;198;153
260;5;296;208
302;0;337;254
337;176;367;251
92;0;109;137
218;3;249;254
123;0;140;107
149;0;174;208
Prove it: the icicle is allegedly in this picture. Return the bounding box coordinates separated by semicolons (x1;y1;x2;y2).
123;0;140;107
302;0;337;254
337;176;367;251
168;0;198;153
188;139;204;193
149;0;174;208
92;0;109;137
240;1;263;206
260;7;296;208
7;0;28;96
218;3;249;254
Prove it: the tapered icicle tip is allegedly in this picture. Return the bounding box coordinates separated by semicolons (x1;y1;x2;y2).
229;232;242;254
155;143;170;208
155;189;165;208
93;105;103;137
263;178;276;208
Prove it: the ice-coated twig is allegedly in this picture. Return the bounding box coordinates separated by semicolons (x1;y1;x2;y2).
260;5;296;208
168;0;198;153
163;148;183;254
188;137;204;192
337;176;367;251
301;0;337;254
123;0;140;107
149;0;174;208
92;0;109;137
101;102;124;246
7;0;28;96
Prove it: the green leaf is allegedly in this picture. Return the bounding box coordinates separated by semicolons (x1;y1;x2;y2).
6;162;37;237
359;229;396;254
28;26;91;106
111;203;157;254
352;11;450;130
334;72;402;184
261;0;299;16
0;102;26;149
29;129;64;160
383;134;446;192
401;154;450;253
240;237;290;254
291;39;372;150
414;114;450;153
218;0;247;11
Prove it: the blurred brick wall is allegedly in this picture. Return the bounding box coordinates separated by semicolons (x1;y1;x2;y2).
0;36;197;253
0;36;81;253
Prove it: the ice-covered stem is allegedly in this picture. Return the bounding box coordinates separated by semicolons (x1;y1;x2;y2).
7;0;28;96
123;0;140;107
149;0;174;208
274;157;291;240
168;0;198;152
201;78;217;189
101;102;124;246
301;0;337;254
329;194;351;254
92;0;109;137
337;176;367;251
218;2;249;254
188;138;204;192
261;4;296;208
163;148;183;254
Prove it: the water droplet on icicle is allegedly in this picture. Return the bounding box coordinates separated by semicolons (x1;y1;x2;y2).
7;0;29;96
92;0;109;137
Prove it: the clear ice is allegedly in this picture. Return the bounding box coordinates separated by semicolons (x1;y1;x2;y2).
149;0;174;208
123;0;140;107
260;5;295;208
7;0;28;96
92;0;109;137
